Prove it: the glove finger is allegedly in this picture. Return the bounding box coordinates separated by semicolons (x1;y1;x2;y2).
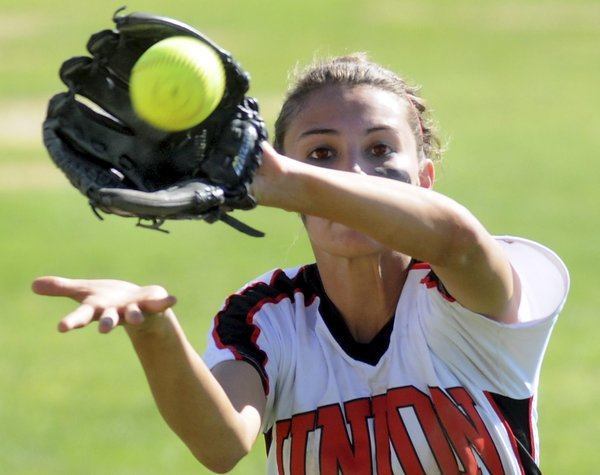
45;92;161;190
60;56;133;124
101;11;229;58
87;21;159;84
60;56;165;140
86;24;181;85
86;28;137;84
94;181;225;219
115;12;223;57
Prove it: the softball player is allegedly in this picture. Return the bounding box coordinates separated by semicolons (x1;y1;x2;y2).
34;55;569;474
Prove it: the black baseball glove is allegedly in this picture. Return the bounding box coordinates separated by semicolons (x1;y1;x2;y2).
42;8;267;236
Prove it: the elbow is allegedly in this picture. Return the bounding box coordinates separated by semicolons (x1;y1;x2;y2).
190;441;251;473
169;409;257;473
194;452;247;474
436;205;487;268
200;458;241;474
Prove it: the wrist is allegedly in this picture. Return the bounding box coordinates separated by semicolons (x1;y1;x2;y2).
125;310;177;340
252;142;297;208
253;152;312;213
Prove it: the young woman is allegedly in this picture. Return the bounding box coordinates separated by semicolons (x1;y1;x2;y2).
33;55;569;474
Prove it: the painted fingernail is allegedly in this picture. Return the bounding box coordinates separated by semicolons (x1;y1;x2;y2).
129;312;143;324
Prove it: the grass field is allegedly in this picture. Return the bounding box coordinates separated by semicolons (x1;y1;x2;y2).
1;0;598;473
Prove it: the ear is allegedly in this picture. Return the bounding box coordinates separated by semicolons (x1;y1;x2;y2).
418;159;435;189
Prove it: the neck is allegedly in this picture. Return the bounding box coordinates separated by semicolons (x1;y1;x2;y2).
313;248;410;343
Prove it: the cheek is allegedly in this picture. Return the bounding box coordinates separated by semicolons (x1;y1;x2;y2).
376;153;420;184
373;164;413;184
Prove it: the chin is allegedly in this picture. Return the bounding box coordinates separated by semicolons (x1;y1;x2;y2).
305;217;386;258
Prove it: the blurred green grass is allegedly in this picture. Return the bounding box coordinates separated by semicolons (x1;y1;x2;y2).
1;0;598;473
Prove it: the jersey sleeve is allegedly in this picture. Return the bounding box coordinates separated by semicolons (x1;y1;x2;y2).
419;236;569;398
202;269;295;433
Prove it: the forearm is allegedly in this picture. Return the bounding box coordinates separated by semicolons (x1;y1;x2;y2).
125;312;257;472
258;158;474;266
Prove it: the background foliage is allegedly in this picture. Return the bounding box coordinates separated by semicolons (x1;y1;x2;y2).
1;0;598;473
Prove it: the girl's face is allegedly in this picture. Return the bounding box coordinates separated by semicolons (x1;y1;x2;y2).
283;84;434;258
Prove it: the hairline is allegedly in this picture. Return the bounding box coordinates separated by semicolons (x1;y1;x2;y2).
276;83;415;155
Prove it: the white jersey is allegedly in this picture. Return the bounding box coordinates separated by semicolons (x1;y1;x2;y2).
203;236;569;475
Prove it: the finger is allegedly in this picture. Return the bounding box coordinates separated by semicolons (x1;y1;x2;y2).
260;140;279;158
58;304;96;332
135;284;169;300
32;276;88;300
98;307;119;334
134;285;176;314
138;295;177;314
124;303;144;326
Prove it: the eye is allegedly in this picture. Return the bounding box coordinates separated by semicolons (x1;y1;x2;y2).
308;147;335;161
369;143;393;158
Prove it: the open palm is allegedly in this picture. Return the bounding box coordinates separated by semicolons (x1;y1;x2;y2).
32;277;177;333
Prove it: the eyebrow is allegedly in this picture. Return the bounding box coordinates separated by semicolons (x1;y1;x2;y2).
299;128;339;138
298;125;395;139
366;125;394;134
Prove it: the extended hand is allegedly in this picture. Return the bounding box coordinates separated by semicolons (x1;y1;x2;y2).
32;277;177;333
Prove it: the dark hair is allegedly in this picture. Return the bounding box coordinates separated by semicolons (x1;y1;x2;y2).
273;53;443;162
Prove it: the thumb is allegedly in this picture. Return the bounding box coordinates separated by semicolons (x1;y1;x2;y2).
138;295;177;314
260;140;279;159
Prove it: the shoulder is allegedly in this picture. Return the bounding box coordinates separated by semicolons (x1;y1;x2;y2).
212;263;321;346
408;236;569;322
206;264;320;396
219;263;321;315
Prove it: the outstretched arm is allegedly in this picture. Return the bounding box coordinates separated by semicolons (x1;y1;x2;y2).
32;277;265;473
253;143;519;323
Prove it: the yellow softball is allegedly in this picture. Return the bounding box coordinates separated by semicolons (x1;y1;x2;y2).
130;36;226;132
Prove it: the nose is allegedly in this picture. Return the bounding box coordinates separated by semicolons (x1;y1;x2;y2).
342;149;368;175
349;162;367;175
